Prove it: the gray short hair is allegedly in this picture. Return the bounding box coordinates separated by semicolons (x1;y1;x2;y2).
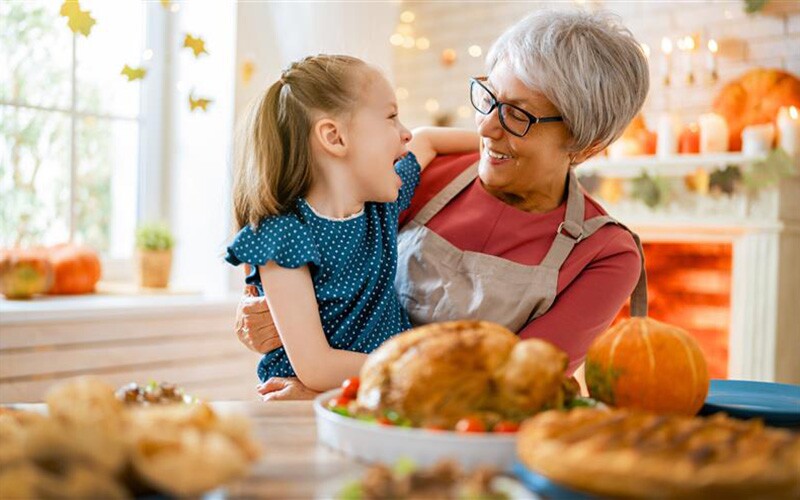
486;9;649;155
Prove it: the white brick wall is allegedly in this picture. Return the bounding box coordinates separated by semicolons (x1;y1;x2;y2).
392;0;800;131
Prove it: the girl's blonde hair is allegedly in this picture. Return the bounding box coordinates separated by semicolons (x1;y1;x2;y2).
233;54;371;230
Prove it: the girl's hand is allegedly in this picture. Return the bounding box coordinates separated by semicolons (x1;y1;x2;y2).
256;377;320;401
235;286;284;354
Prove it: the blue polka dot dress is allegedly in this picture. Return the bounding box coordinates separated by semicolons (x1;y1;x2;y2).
226;153;421;382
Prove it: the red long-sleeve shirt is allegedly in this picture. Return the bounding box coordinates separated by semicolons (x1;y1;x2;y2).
399;153;641;374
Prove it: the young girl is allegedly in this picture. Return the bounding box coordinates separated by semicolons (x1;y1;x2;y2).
227;55;477;392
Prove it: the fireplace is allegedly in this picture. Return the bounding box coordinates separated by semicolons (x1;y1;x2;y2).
616;243;732;379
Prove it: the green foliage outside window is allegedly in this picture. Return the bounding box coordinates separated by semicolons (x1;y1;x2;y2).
1;2;122;253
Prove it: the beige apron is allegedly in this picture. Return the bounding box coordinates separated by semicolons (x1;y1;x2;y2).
395;162;648;332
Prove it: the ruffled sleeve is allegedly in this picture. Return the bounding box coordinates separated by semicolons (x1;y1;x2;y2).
225;214;321;269
395;151;421;213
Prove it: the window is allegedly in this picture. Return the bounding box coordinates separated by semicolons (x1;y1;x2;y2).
1;1;160;261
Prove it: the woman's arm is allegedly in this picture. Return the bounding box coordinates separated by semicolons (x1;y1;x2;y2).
518;232;642;375
408;127;479;169
260;261;367;392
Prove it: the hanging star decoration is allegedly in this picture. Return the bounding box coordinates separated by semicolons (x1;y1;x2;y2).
121;65;147;82
189;93;213;112
183;34;209;58
241;59;256;86
160;0;172;9
60;0;96;37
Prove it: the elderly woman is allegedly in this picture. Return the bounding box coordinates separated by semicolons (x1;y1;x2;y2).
237;9;649;400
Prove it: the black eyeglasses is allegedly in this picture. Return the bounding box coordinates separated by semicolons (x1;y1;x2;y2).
469;77;563;137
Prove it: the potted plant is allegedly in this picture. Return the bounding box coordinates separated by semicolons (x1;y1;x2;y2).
135;223;175;288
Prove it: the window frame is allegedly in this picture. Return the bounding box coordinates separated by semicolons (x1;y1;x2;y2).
1;2;171;282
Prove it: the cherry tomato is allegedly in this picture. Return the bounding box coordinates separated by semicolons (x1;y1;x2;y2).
493;421;520;433
376;416;394;426
327;396;352;409
341;377;360;399
455;417;486;433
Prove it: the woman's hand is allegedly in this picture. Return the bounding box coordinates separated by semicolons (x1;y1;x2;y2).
256;377;320;401
235;286;283;354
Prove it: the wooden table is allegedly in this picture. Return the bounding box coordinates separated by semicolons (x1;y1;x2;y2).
213;400;366;499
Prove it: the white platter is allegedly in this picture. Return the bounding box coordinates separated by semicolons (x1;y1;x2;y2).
313;389;518;470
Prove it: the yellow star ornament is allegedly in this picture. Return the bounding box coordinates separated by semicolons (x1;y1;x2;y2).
121;65;147;82
189;93;213;112
183;34;209;57
241;59;256;85
59;0;96;37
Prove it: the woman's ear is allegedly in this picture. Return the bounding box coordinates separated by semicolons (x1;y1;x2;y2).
313;118;347;158
570;141;604;165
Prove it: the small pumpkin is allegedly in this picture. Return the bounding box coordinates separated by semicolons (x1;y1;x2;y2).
48;243;102;295
585;317;709;416
712;68;800;151
0;247;53;299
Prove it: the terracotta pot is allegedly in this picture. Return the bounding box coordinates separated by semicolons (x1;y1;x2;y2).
137;249;172;288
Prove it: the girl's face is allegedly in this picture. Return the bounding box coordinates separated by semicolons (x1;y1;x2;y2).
345;73;412;203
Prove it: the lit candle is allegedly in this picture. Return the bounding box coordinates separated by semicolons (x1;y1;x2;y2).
656;113;681;157
777;105;800;162
679;123;700;154
660;37;673;87
707;39;719;83
679;35;696;85
698;113;729;153
741;123;775;156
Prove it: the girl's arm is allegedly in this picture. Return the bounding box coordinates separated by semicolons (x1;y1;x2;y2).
259;261;367;392
408;127;479;169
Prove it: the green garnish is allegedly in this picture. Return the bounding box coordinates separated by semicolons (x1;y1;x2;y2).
392;457;417;476
336;481;363;500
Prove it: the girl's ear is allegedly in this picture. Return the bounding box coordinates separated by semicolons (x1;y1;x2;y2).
313;118;347;158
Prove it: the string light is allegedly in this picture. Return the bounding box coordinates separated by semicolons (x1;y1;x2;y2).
400;10;415;23
402;36;415;49
415;37;430;50
425;98;440;113
390;33;404;46
468;45;482;58
142;49;154;61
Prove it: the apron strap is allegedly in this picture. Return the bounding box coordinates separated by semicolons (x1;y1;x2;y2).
539;170;649;317
540;169;585;269
626;230;649;317
413;162;479;226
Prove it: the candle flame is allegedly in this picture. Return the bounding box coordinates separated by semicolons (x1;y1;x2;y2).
678;36;696;51
661;37;673;54
791;106;799;120
708;39;718;53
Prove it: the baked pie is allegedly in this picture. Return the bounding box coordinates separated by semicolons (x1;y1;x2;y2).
517;407;800;499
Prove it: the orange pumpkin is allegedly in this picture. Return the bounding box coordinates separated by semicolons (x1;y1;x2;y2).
47;244;102;295
0;247;53;299
585;317;709;416
713;68;800;151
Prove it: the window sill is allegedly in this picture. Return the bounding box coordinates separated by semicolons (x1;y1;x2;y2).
0;282;240;325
